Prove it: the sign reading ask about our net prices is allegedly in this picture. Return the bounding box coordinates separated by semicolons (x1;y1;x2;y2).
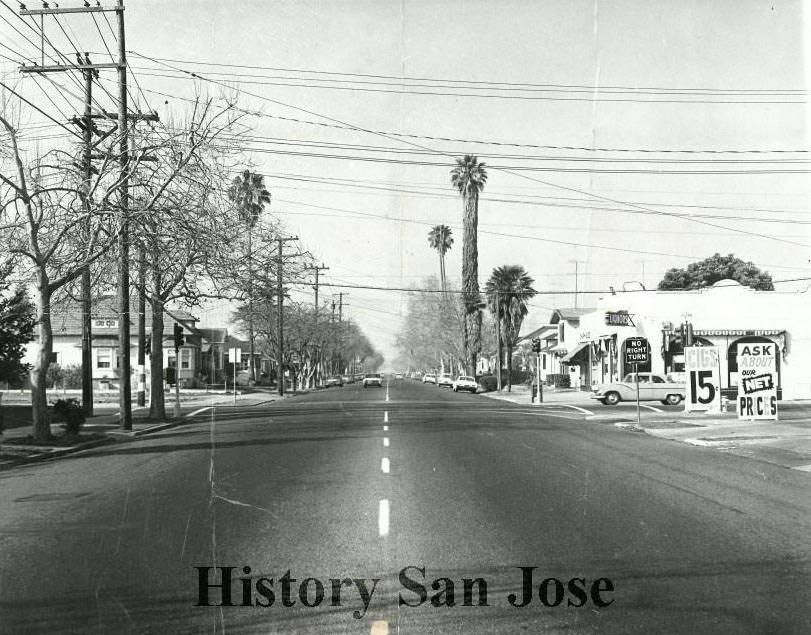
737;342;778;420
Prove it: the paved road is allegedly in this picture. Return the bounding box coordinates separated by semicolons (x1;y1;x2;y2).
0;380;808;633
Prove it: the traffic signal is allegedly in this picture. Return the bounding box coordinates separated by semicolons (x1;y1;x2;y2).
531;337;541;353
173;323;185;350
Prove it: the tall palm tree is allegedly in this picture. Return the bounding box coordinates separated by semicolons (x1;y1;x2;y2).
427;225;454;294
450;155;487;375
484;265;537;392
228;170;271;382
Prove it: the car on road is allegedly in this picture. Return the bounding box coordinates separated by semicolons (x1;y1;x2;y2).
436;373;454;388
452;375;478;393
325;376;343;387
422;373;436;384
363;373;383;388
394;372;404;380
591;372;685;406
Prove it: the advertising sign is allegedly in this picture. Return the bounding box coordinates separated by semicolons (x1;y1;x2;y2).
737;343;778;420
684;346;721;412
624;337;649;365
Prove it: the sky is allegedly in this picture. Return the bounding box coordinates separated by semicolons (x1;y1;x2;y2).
2;0;810;364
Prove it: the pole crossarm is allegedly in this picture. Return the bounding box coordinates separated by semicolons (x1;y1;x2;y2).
21;6;122;16
20;63;123;73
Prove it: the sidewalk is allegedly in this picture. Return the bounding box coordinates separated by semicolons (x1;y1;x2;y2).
480;387;811;471
0;390;281;469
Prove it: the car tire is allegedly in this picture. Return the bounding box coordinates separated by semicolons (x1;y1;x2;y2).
604;391;621;406
665;394;683;406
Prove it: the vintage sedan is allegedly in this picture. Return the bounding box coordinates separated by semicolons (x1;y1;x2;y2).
452;375;478;393
591;372;685;406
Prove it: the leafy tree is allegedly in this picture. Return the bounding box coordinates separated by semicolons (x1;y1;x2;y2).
450;155;487;374
0;267;35;386
658;253;774;290
484;265;537;391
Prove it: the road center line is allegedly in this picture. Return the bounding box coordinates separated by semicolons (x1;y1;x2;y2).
383;437;389;447
381;457;390;474
383;425;388;432
384;411;388;422
378;499;389;536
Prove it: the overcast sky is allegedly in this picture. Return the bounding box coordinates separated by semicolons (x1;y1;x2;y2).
2;1;809;364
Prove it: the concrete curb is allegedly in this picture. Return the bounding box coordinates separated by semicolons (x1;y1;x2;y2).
0;436;114;468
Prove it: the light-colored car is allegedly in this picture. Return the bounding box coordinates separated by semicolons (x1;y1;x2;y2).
591;372;685;406
422;373;436;384
394;373;404;380
325;375;343;387
363;373;383;388
452;375;478;393
437;373;453;388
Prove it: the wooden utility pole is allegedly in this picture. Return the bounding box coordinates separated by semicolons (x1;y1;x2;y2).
495;290;503;392
308;264;329;387
275;237;298;396
19;2;153;422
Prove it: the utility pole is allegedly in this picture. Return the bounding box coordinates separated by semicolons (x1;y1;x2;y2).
275;236;298;396
308;264;329;387
495;290;502;392
80;56;94;417
19;2;155;426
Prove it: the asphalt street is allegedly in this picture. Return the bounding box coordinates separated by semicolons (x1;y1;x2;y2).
0;380;809;633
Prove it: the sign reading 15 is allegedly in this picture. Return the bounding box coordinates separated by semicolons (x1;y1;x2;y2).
689;370;716;405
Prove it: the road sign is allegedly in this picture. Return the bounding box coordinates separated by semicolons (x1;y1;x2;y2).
228;347;242;364
737;343;778;420
685;346;721;412
624;337;649;365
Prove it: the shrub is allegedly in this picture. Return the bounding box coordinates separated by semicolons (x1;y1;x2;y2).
61;365;83;389
545;373;571;388
46;363;63;389
52;398;85;435
478;375;498;392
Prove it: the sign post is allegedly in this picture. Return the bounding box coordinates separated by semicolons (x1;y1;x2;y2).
624;337;649;427
685;346;721;413
737;343;778;420
228;347;242;404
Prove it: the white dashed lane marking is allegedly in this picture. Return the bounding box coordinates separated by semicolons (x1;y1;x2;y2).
384;411;389;422
381;457;390;474
383;425;388;432
378;499;389;536
383;437;389;447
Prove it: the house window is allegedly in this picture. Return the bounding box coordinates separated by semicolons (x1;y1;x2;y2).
96;348;112;368
180;348;191;370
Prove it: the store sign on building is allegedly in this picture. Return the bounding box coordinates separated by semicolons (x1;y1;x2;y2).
737;343;778;420
684;346;721;412
605;311;635;327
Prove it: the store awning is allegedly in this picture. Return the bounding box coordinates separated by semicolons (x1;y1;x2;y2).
561;342;589;363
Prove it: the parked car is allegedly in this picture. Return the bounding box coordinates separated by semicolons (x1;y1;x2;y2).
394;372;404;380
363;373;383;388
422;373;436;384
452;375;478;393
325;376;343;387
591;372;685;406
342;375;354;384
436;373;453;388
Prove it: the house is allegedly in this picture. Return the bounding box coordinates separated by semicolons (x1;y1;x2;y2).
519;308;594;389
23;295;264;389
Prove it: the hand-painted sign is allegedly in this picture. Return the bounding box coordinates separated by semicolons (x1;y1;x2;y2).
684;346;721;412
737;343;778;420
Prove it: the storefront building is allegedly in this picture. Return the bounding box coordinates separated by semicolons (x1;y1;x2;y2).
570;280;811;399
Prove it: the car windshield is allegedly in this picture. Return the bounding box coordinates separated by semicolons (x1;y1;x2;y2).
366;374;381;378
459;376;474;381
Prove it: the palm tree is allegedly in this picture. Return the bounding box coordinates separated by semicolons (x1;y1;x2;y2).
427;225;454;293
450;155;487;375
228;170;271;383
484;265;537;392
